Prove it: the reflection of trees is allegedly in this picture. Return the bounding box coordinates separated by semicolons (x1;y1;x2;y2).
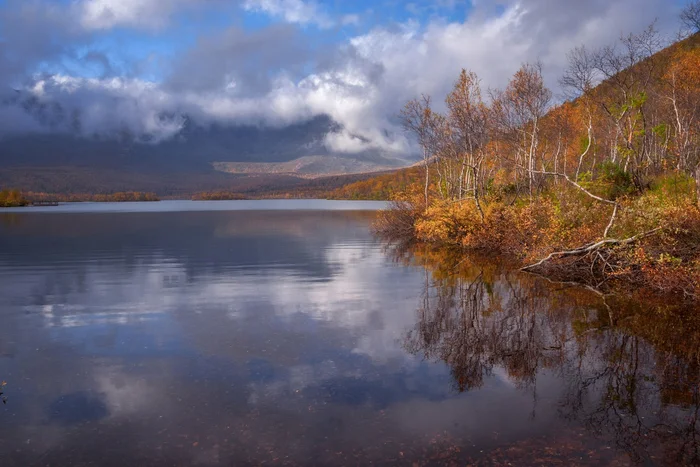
401;247;571;393
406;272;491;391
0;213;24;228
560;321;700;465
401;246;700;464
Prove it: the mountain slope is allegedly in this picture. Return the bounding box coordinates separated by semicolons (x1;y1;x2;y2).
213;155;403;179
0;107;414;194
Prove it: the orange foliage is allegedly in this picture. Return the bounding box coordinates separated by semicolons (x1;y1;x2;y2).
191;191;248;200
25;191;159;202
0;188;28;207
329;167;423;200
373;32;700;300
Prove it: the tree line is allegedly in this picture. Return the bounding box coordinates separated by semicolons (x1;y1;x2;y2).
401;25;699;220
23;191;160;203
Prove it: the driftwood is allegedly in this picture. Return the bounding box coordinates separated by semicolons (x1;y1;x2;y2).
521;227;662;272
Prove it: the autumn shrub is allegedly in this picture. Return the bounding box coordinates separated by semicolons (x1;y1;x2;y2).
406;195;574;260
587;175;700;297
414;200;483;245
0;189;29;207
485;198;578;260
375;171;700;298
616;173;697;236
648;172;696;205
373;196;423;244
469;201;536;256
547;189;606;245
380;185;605;258
634;201;700;296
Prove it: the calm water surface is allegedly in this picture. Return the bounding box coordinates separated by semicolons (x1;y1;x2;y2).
5;199;389;214
0;201;699;466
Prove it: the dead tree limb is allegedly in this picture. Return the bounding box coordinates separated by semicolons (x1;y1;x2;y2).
603;202;619;238
532;170;616;205
533;169;621;238
521;227;662;272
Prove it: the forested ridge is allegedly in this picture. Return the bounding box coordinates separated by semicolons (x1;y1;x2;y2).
374;12;700;299
0;191;159;204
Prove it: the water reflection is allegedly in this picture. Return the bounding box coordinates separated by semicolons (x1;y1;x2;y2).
0;210;447;466
397;246;700;465
0;209;699;465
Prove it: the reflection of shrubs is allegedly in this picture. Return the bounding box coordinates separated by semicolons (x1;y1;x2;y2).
1;381;6;404
405;244;700;463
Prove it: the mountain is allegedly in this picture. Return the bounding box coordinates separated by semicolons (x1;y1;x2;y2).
0;102;413;195
212;155;402;179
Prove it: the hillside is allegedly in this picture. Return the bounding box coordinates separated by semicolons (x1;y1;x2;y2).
338;32;700;202
212;155;403;179
372;28;700;298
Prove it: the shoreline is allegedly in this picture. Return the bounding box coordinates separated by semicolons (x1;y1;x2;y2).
375;184;700;303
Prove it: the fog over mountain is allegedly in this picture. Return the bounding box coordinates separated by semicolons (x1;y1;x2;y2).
0;0;688;192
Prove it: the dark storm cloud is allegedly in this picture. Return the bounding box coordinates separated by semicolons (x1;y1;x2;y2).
165;24;311;95
0;0;85;86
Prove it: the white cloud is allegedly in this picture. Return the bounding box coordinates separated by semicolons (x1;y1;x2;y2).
3;0;684;153
28;74;184;141
242;0;334;28
183;0;681;153
79;0;178;29
77;0;229;30
341;14;361;26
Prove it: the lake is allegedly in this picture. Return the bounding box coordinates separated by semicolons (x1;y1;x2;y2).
0;201;698;466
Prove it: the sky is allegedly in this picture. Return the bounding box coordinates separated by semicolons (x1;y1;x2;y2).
0;0;691;154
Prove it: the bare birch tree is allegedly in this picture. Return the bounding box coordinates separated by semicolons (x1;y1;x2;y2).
445;69;490;218
492;62;552;198
400;95;440;208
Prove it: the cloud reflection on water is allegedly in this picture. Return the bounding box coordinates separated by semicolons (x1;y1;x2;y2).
1;209;698;465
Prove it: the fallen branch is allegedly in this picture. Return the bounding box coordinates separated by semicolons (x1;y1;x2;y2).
533;169;621;238
603;202;619;238
532;170;616;205
521;227;663;272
